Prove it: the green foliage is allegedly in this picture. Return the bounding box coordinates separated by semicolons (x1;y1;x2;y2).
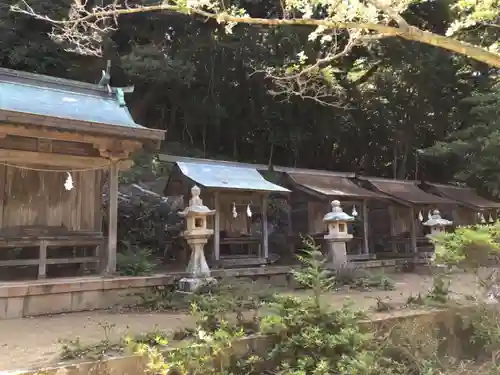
469;305;500;357
447;0;500;53
57;244;500;374
116;244;156;276
293;237;334;304
295;238;396;292
129;243;413;375
336;267;396;291
59;322;123;361
426;80;500;192
119;152;163;185
431;223;500;269
136;284;192;311
254;246;404;375
426;272;451;304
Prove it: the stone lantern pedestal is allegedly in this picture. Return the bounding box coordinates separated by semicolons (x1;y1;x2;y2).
177;185;216;293
323;200;355;269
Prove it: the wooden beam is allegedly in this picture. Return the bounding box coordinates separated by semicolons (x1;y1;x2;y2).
262;194;269;260
0;149;108;168
0;123;109;144
362;200;369;254
213;191;220;263
0;124;144;156
105;160;119;274
388;205;397;253
0;149;133;170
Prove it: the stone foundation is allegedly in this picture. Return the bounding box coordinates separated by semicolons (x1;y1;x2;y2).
0;260;416;319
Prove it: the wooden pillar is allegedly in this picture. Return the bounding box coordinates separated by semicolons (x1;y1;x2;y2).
261;194;269;260
362;200;369;255
389;205;397;253
106;160;119;274
409;207;418;254
287;196;294;255
213;191;220;263
38;240;47;279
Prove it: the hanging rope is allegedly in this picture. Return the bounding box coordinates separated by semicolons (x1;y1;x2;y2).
0;161;111;173
0;161;112;192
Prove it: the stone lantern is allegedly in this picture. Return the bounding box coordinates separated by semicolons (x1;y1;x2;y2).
177;185;216;292
323;200;355;269
423;209;453;239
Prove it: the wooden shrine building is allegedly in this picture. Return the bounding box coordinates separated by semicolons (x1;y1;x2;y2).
358;178;456;256
0;68;165;280
421;182;500;225
161;155;290;268
277;169;389;258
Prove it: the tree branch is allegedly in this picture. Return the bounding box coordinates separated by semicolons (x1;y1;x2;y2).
366;0;409;30
10;0;500;68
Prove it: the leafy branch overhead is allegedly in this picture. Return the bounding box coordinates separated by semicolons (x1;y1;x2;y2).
11;0;500;69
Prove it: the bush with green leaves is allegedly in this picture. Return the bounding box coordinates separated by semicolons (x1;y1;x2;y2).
116;243;156;276
294;237;395;291
125;239;500;375
430;222;500;299
431;223;500;270
129;245;408;375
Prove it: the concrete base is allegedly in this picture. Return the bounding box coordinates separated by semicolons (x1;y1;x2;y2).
178;277;217;293
0;260;416;319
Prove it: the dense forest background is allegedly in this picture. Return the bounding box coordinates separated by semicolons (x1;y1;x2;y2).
1;0;499;192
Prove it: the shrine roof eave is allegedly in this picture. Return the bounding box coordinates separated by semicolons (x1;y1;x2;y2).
175;160;290;193
0;110;165;143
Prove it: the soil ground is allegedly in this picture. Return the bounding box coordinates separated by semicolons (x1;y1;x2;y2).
0;270;490;371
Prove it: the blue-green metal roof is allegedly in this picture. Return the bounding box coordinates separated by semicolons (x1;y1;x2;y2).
177;161;290;193
0;68;144;130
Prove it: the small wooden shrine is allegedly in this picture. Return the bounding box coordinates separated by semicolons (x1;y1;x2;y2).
277;169;389;258
421;182;500;225
161;155;290;268
358;177;456;257
0;68;165;280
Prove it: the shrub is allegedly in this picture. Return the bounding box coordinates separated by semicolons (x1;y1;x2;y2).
117;243;156;276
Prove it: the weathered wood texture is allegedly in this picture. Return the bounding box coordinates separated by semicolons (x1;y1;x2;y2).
0;167;103;232
218;193;260;235
0;165;104;280
451;207;477;226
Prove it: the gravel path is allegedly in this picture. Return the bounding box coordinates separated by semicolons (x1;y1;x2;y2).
0;271;488;371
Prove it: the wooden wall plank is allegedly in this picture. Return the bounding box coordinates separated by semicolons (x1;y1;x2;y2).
0;168;102;233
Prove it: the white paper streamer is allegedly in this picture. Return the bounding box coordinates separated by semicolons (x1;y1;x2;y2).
232;202;237;218
64;172;74;191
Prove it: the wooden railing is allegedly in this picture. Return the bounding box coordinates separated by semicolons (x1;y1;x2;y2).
0;230;104;279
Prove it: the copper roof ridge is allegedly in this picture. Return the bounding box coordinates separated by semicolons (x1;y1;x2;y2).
0;67;133;97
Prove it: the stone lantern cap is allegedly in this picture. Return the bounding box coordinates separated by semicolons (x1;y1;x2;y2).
422;209;453;227
178;185;215;217
323;200;355;223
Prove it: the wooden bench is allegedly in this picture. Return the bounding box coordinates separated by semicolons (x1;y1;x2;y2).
0;227;104;279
